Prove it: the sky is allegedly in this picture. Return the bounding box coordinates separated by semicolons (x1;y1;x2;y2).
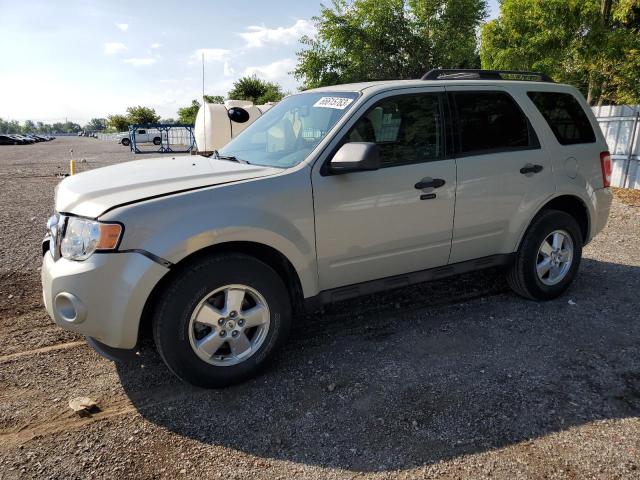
0;0;500;125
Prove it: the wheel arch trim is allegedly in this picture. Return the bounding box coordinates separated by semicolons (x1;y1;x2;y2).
514;193;592;251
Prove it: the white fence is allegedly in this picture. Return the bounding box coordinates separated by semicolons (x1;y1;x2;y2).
593;105;640;189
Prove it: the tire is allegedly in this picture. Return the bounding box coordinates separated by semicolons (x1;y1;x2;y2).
152;253;292;388
153;137;161;145
121;138;131;146
507;209;583;301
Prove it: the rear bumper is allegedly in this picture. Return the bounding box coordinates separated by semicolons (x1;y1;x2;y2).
590;187;613;241
41;251;169;349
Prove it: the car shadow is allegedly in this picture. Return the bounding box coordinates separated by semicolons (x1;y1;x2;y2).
116;258;640;472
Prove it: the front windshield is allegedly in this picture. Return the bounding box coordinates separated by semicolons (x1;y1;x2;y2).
219;91;359;168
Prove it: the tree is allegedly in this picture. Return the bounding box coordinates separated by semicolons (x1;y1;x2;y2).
0;118;20;134
227;76;285;104
84;118;107;132
176;95;226;125
23;120;36;133
480;0;640;104
177;100;202;125
294;0;487;89
107;114;129;132
204;95;225;104
125;106;160;125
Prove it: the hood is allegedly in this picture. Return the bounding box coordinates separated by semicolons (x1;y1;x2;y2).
56;155;280;218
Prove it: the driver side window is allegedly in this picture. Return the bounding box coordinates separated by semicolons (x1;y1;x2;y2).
345;93;444;167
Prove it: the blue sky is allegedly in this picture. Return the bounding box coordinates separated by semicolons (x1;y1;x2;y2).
0;0;500;124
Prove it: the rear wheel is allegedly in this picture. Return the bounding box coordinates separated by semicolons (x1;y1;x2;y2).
153;137;162;145
152;254;291;388
507;210;582;300
121;138;131;146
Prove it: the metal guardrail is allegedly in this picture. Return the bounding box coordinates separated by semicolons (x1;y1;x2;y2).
96;127;196;151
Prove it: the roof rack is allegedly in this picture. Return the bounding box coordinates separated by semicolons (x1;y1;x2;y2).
422;69;554;83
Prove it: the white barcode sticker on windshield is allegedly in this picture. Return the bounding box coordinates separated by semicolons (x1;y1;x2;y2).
313;97;354;110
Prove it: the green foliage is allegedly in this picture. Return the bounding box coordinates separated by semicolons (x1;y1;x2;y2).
23;120;36;133
177;100;202;125
107;114;130;132
125;106;161;125
204;95;225;104
480;0;640;104
0;118;81;134
294;0;487;89
0;118;21;134
176;96;225;125
83;118;107;132
106;107;159;132
227;75;285;104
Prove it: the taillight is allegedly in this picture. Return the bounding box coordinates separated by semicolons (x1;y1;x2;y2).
600;151;612;188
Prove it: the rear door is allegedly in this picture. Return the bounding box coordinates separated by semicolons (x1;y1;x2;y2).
312;87;457;290
447;86;555;263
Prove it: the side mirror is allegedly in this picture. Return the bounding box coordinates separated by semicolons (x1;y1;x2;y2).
329;142;380;174
227;107;250;123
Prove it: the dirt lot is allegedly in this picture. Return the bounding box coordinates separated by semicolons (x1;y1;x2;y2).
1;137;639;479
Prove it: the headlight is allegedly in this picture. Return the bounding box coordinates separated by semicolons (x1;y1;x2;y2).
60;217;123;261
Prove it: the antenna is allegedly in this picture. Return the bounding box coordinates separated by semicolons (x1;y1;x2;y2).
201;52;207;155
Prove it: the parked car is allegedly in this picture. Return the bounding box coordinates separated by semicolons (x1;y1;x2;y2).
0;135;20;145
8;134;34;144
117;129;162;147
42;69;612;388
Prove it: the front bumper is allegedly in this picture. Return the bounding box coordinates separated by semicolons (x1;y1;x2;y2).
41;250;169;349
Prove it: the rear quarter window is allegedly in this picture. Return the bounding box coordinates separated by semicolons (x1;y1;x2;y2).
527;92;596;145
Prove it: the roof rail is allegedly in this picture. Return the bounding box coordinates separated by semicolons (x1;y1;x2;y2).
422;69;554;83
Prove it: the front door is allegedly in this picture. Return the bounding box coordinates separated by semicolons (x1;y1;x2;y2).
312;89;456;291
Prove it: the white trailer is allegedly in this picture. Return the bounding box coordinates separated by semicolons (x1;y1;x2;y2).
194;100;273;153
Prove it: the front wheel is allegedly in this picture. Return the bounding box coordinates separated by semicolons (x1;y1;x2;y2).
152;254;292;388
507;210;583;300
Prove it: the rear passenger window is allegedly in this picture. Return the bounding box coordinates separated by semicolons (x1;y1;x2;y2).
453;91;536;154
345;93;443;167
527;92;596;145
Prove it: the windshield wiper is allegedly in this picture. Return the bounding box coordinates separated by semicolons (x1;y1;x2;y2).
212;150;249;164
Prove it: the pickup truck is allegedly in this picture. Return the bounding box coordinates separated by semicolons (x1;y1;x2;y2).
118;129;162;147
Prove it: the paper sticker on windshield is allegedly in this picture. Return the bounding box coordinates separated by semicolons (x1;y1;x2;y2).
313;97;354;110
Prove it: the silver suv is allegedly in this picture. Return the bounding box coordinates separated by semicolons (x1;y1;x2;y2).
42;69;612;387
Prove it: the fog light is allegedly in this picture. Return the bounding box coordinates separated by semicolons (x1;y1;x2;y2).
54;292;87;324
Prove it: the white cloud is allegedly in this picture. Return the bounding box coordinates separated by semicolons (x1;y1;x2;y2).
104;42;127;55
239;19;315;48
191;48;231;63
244;58;296;82
123;57;157;67
115;23;129;32
150;42;162;49
223;61;235;76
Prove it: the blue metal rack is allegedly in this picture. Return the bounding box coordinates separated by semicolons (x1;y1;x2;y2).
128;124;196;154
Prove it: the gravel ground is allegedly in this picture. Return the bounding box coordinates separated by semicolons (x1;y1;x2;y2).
0;137;639;479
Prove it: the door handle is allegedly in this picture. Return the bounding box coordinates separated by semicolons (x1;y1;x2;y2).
414;178;446;190
520;164;543;175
